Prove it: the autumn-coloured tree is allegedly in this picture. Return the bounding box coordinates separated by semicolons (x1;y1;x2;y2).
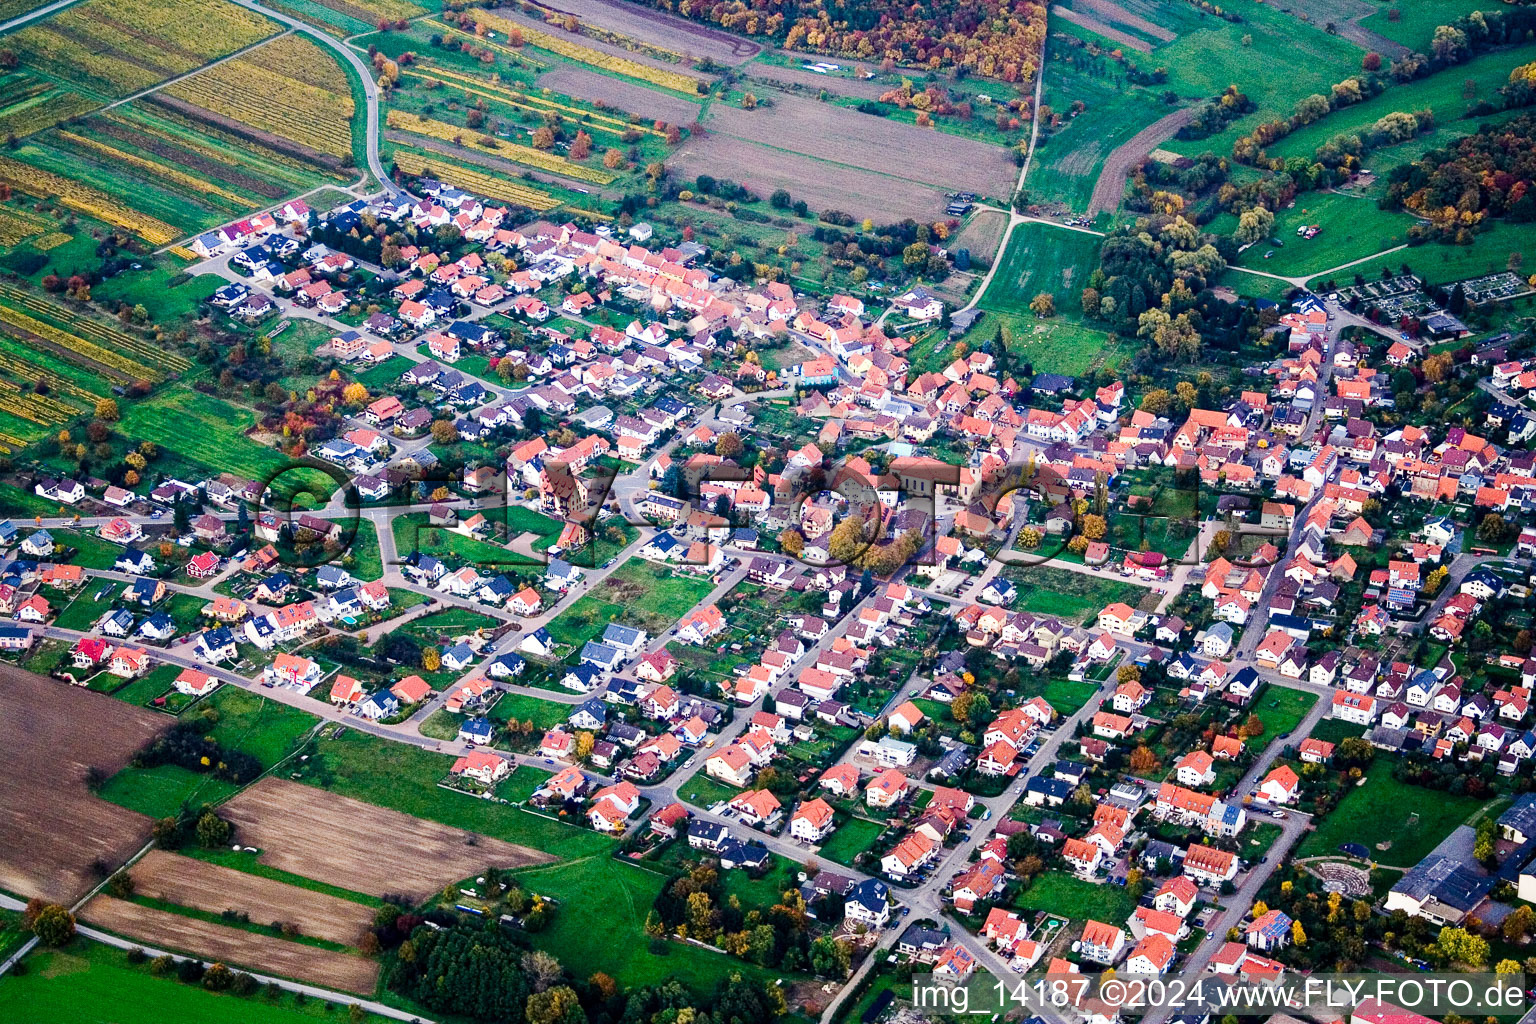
531;126;555;150
569;130;592;160
714;432;743;458
602;149;626;170
1029;292;1055;318
342;382;368;406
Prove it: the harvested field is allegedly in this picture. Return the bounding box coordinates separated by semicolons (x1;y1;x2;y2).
0;666;162;903
703;93;1015;196
536;65;700;124
129;850;374;947
527;0;759;63
1049;5;1151;52
670;133;949;223
1075;0;1173;42
220;777;552;900
82;896;378;993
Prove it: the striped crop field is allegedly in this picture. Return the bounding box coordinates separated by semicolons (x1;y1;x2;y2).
163;35;355;159
392;148;561;210
385;110;617;184
9;0;278;98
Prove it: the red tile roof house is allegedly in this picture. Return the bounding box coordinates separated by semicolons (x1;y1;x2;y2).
788;797;836;842
452;751;511;785
390;674;432;705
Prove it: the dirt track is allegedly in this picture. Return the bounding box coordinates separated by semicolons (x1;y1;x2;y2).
220;777;552;900
82;896;379;993
130;850;375;947
1088;105;1200;215
0;667;163;903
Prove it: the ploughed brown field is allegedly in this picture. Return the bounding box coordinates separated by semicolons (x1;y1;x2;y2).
82;896;379;994
536;65;701;125
129;850;375;947
703;92;1017;198
219;777;553;900
0;666;163;903
670;135;951;224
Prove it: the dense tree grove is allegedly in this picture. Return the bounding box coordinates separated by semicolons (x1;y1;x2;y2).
1381;111;1536;241
617;0;1047;78
132;718;261;785
647;862;820;971
1088;215;1230;338
390;924;532;1021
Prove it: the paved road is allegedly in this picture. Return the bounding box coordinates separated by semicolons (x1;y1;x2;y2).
0;0;78;33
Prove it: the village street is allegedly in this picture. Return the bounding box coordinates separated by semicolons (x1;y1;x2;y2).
5;280;1385;1023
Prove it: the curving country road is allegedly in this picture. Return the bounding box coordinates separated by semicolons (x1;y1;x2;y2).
228;0;404;197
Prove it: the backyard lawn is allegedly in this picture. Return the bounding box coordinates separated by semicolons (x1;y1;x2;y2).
1038;678;1101;716
497;764;553;803
1013;871;1137;923
1294;767;1488;866
816;816;885;868
677;773;741;811
544;558;716;649
391;512;525;568
1247;685;1317;749
489;692;573;732
1000;563;1151;624
42;528;125;569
